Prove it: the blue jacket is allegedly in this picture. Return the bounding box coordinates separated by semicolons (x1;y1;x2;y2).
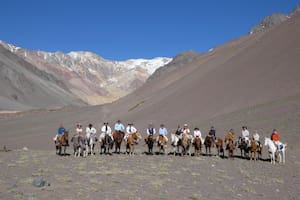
57;127;66;135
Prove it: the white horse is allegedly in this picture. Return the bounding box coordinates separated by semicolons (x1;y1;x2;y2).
264;137;287;164
171;134;180;155
85;134;97;156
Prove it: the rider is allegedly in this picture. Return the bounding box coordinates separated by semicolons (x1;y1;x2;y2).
271;129;280;148
208;126;217;141
76;123;83;136
157;124;168;143
86;123;97;142
252;130;260;145
171;125;182;146
145;123;156;143
225;129;235;149
100;122;113;143
182;124;192;140
124;123;137;142
241;126;250;147
193;127;203;144
114;119;125;133
54;124;66;142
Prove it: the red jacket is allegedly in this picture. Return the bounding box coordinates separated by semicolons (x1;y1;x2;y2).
271;132;280;141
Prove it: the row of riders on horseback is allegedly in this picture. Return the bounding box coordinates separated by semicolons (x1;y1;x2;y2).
54;122;286;163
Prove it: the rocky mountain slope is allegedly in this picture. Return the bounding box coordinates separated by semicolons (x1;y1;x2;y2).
0;45;85;111
0;41;171;106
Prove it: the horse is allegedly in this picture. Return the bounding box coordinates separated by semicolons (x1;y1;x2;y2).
181;133;191;156
264;138;287;164
256;141;263;160
204;135;214;156
145;134;154;154
55;131;69;156
112;131;124;153
85;134;97;156
250;140;258;161
264;137;277;164
100;134;113;154
157;135;167;154
224;137;236;158
193;136;202;156
70;134;85;157
238;137;250;158
171;133;181;156
126;132;142;156
215;138;224;157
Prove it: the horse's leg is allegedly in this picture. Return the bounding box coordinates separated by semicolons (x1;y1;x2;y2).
283;150;285;164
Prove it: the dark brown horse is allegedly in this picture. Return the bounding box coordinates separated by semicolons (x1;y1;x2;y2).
112;131;124;153
215;138;224;157
145;134;154;154
55;131;69;155
193;136;202;156
126;132;142;156
204;135;214;156
100;134;113;154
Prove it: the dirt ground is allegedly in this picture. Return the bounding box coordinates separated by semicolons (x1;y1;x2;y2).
0;144;299;200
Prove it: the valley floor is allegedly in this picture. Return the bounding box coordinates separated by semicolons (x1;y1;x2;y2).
1;146;299;200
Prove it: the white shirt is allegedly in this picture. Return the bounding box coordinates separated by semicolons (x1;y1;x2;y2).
193;130;202;138
126;125;137;134
76;128;83;134
86;127;97;138
242;129;249;138
183;128;190;134
253;133;259;141
101;125;112;134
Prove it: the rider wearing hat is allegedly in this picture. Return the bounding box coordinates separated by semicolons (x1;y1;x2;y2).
124;123;137;142
100;122;113;143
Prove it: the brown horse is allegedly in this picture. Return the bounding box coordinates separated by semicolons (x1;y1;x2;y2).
126;132;142;156
55;131;69;155
215;138;224;157
256;141;263;160
250;140;258;161
157;135;167;154
181;133;191;156
204;135;214;156
113;131;125;153
224;138;236;158
193;137;202;156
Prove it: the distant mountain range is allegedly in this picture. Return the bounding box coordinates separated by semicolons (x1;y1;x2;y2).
0;41;171;110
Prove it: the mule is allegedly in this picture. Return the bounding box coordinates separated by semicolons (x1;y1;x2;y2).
100;134;113;154
215;138;224;157
193;136;202;156
157;135;167;154
112;131;124;153
204;135;214;156
55;131;69;156
126;132;142;156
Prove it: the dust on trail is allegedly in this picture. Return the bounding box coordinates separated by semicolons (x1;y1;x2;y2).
1;146;299;200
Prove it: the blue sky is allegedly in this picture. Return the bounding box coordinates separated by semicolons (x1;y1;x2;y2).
1;0;299;60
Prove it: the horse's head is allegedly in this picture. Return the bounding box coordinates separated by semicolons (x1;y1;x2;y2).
264;137;269;146
134;131;142;139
